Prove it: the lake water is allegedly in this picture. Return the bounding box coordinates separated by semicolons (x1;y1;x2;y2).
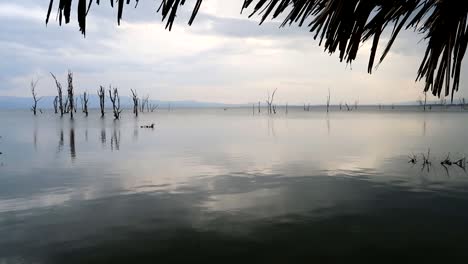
1;108;468;262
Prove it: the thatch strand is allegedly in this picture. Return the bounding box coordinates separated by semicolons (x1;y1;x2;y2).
45;0;467;101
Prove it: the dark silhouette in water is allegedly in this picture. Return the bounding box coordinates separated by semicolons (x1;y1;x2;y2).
51;73;65;116
58;129;64;152
30;78;42;116
67;71;75;120
70;127;76;160
53;96;59;114
131;89;139;117
45;0;467;101
140;123;155;129
98;86;106;118
111;126;120;151
108;86;122;119
265;88;277;115
80;92;89;117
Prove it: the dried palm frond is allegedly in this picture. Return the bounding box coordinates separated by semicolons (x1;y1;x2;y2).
45;0;467;101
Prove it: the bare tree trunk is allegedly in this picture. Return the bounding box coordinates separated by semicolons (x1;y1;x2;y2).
140;95;149;113
98;86;105;117
109;87;122;119
64;96;69;113
131;89;139;117
285;103;288;114
80;95;84;112
67;71;74;119
51;73;64;116
53;96;58;114
150;104;158;112
30;78;41;116
423;91;427;112
74;98;78;113
258;101;261;113
82;92;89;116
265;88;278;114
326;88;331;113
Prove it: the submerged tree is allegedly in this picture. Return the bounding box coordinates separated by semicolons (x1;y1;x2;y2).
53;96;58;114
45;0;468;101
265;88;278;114
81;91;89;116
326;88;331;113
98;86;106;117
30;78;41;116
67;71;75;119
51;73;64;116
149;104;159;112
131;89;139;117
109;86;122;119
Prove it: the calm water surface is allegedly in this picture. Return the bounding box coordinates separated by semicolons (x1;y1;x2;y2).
1;108;468;262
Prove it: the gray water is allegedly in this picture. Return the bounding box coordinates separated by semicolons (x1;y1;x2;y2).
1;108;468;262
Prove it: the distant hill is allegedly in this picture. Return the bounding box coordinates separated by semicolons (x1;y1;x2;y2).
0;96;236;109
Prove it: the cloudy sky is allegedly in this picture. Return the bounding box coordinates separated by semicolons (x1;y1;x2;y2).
1;0;467;104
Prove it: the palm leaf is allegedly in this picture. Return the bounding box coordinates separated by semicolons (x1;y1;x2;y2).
44;0;468;101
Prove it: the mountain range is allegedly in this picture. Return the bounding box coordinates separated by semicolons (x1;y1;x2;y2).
0;96;236;109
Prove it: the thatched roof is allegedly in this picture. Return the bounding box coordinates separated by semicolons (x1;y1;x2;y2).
46;1;467;101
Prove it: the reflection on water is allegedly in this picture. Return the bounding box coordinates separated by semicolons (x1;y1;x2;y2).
70;126;76;160
1;109;468;261
58;128;64;152
111;125;120;151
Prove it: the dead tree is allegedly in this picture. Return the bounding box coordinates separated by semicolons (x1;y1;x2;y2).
109;87;122;119
53;96;58;114
265;88;278;114
30;78;41;116
98;86;105;117
285;103;288;114
272;105;277;114
51;73;64;116
81;92;89;116
67;71;75;119
339;102;343;111
140;95;149;112
64;96;70;113
326;88;331;113
460;98;466;110
131;89;139;117
258;101;261;113
423;91;427;111
345;103;351;111
354;100;358;110
80;95;84;112
417;92;427;110
74;98;78;113
149;104;158;112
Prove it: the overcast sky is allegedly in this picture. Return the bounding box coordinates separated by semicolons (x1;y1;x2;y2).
1;0;467;104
